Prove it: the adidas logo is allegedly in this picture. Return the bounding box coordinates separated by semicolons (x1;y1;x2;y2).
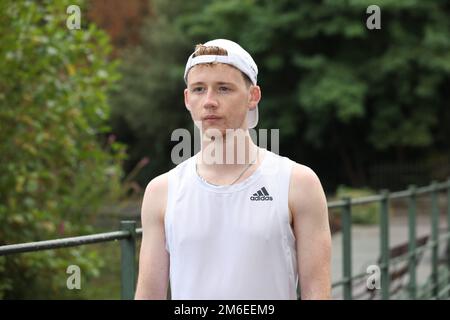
250;187;273;201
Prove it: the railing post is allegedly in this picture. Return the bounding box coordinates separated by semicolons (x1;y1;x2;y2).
431;181;439;299
121;220;137;300
447;177;450;299
380;189;390;300
342;197;352;300
408;185;417;299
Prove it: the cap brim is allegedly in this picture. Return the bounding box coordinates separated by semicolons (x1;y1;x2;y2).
247;105;258;129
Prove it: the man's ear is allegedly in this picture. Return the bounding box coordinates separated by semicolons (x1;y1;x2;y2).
248;85;261;110
184;88;191;111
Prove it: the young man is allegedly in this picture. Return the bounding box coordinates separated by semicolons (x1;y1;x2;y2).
135;39;331;300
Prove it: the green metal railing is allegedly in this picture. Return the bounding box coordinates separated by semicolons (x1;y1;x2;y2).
330;178;450;300
0;221;142;300
1;178;449;299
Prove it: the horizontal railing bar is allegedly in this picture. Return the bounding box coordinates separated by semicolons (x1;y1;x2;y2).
408;182;447;195
332;269;370;289
328;200;346;209
437;283;450;298
332;278;348;288
328;180;449;209
389;190;412;199
348;195;384;206
348;270;370;282
376;237;449;268
427;282;442;292
440;232;450;241
416;278;450;300
0;229;143;256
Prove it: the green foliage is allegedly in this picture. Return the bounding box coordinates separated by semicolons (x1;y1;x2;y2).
335;186;379;225
111;0;450;188
110;0;196;181
0;0;125;298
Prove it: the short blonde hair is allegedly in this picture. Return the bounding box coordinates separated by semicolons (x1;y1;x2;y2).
192;44;252;87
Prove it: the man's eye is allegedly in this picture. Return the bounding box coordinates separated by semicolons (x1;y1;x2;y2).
192;87;205;93
218;86;230;92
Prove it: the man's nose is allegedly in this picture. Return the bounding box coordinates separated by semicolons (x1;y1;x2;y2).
202;89;219;109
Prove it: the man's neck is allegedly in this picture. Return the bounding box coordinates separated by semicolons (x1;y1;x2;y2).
197;129;260;174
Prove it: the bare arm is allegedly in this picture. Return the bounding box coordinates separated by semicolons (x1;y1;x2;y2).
289;164;332;299
134;173;170;299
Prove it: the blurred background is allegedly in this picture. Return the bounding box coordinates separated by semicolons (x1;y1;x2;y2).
0;0;449;299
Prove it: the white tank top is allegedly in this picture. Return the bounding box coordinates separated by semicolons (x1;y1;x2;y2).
164;149;298;299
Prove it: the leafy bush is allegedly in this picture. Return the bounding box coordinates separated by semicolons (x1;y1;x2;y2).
0;0;125;298
335;186;379;225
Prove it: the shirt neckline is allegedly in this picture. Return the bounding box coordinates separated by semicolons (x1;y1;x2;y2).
192;148;271;194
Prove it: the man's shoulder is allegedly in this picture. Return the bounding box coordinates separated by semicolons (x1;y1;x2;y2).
288;162;324;201
144;155;195;192
290;163;321;185
288;162;326;210
141;172;169;224
169;155;196;176
144;172;169;201
268;152;319;181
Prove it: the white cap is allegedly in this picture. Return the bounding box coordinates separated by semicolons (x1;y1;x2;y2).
184;39;259;128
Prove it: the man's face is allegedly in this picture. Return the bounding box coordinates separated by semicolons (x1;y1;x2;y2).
184;63;260;136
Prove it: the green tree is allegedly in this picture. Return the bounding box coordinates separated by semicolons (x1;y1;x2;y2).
110;0;199;183
0;0;125;298
112;0;450;188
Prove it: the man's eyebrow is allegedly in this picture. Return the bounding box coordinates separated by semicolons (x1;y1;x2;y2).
189;82;205;86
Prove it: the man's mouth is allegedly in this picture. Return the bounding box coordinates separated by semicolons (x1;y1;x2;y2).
202;115;222;121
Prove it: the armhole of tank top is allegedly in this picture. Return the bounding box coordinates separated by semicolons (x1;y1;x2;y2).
276;156;298;294
279;157;296;238
164;168;176;253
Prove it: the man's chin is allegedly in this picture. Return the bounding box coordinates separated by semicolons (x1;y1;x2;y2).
202;127;226;140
